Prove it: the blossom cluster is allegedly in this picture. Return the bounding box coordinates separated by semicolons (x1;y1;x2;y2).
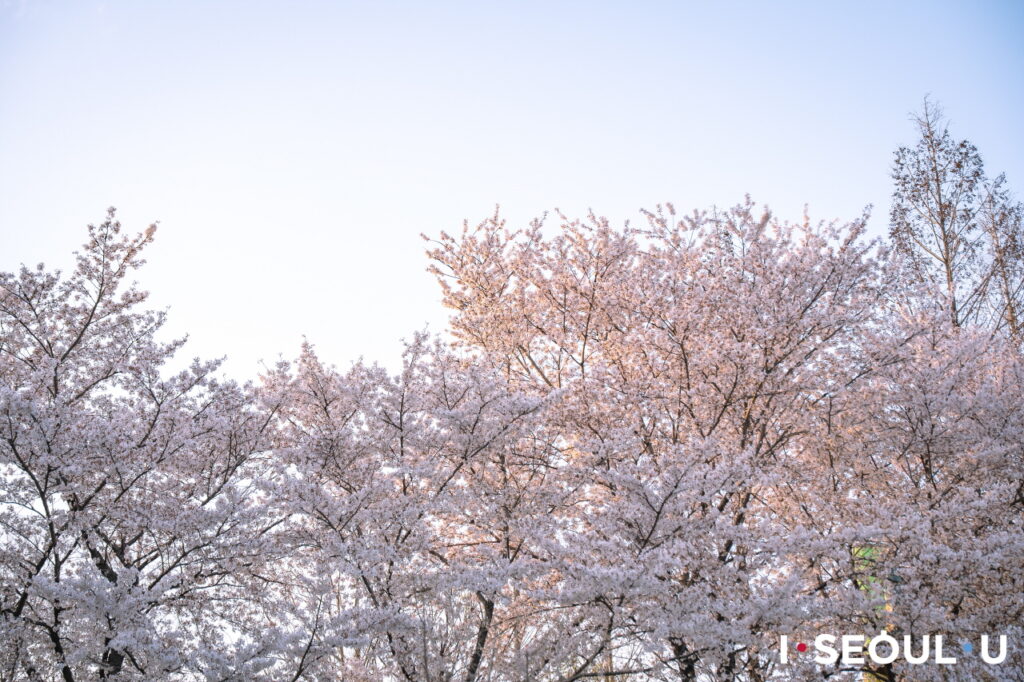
1;205;1021;680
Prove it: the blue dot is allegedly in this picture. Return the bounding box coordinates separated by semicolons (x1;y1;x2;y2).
962;642;973;654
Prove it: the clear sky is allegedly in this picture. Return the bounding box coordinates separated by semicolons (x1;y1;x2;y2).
2;1;1022;375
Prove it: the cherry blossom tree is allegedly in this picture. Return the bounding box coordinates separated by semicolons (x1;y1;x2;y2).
261;336;616;681
426;200;1024;680
427;202;873;679
3;201;1022;682
0;212;291;681
817;307;1024;681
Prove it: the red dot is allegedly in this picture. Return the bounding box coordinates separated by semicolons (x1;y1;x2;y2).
796;642;808;653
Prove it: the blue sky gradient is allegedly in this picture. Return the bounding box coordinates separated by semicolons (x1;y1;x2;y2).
2;1;1022;372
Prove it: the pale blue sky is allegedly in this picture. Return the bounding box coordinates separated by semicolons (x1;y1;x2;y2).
2;1;1022;374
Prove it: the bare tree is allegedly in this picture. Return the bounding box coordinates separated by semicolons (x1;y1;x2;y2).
979;175;1024;341
890;98;988;327
890;97;1024;342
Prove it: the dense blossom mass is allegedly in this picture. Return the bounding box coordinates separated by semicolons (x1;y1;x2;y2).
1;111;1023;681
